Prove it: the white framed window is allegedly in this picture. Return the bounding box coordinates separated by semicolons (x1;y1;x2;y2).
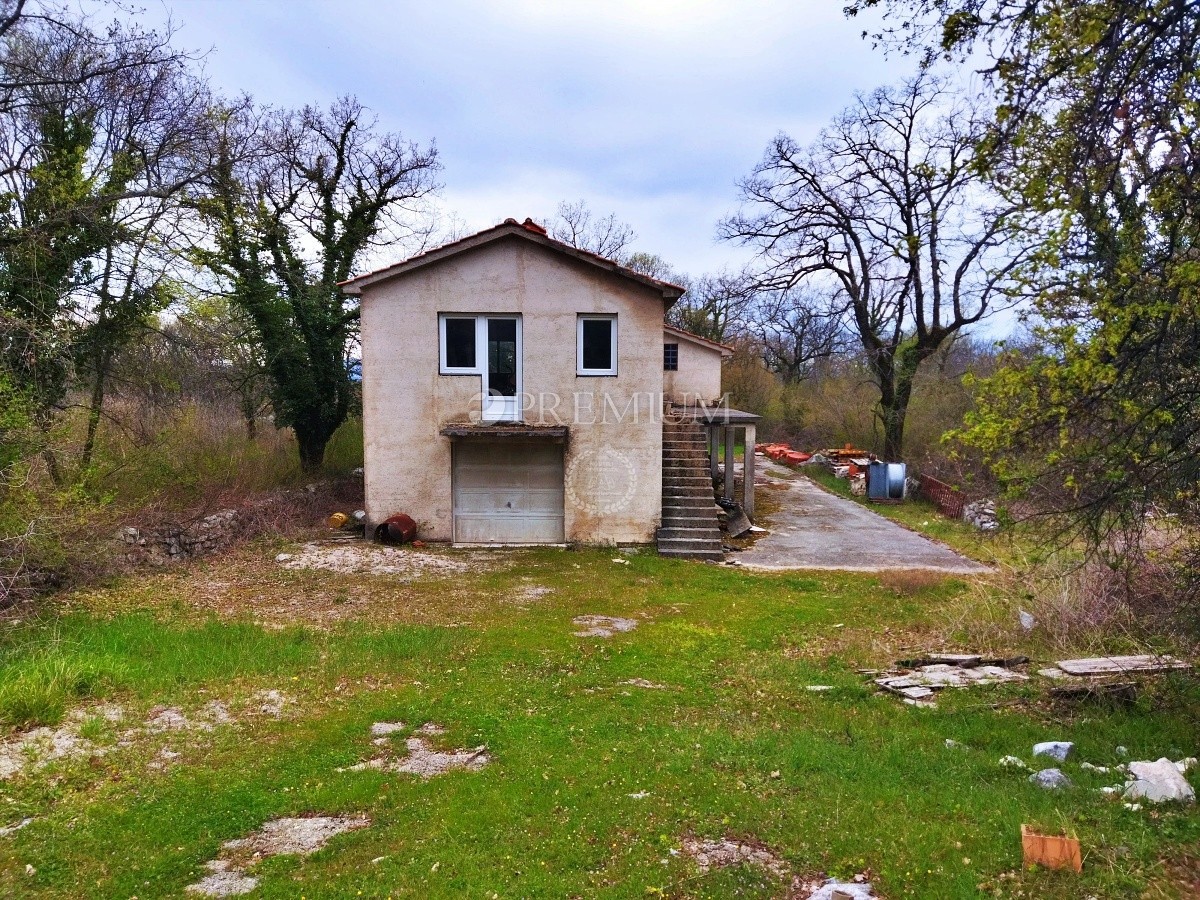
438;314;523;422
439;314;482;374
577;314;617;376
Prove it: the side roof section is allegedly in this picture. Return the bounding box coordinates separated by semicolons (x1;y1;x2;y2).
340;217;686;304
664;324;735;358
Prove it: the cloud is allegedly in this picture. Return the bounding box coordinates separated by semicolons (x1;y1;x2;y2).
116;0;907;276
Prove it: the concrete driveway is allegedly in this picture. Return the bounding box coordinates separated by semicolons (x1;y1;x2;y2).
737;466;990;574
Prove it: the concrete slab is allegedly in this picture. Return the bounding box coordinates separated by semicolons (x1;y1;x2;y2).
738;470;990;574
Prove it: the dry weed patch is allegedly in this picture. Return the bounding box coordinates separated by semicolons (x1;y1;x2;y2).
68;540;540;629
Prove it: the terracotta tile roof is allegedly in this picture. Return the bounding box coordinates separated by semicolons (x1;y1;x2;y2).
339;217;686;302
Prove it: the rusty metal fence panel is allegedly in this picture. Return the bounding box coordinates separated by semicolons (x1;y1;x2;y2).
916;473;966;520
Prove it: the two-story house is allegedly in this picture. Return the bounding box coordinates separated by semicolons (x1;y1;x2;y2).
341;217;753;556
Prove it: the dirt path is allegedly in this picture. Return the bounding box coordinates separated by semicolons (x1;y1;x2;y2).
738;467;990;574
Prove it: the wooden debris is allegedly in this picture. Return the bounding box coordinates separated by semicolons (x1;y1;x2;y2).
876;663;1027;699
1055;655;1190;676
896;653;982;669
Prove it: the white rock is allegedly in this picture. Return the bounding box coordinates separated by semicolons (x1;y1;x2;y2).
1018;610;1036;631
1175;757;1196;773
275;553;293;562
999;755;1028;769
1033;741;1074;762
1029;768;1072;789
806;879;876;899
0;818;33;837
945;739;965;750
1123;758;1196;804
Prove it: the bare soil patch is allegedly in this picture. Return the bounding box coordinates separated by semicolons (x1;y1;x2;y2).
621;678;668;690
0;703;123;779
0;691;292;780
680;835;790;878
342;721;491;778
573;615;638;638
678;834;878;899
71;538;525;629
186;814;370;897
278;541;488;578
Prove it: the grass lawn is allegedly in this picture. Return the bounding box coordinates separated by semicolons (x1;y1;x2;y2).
0;540;1196;898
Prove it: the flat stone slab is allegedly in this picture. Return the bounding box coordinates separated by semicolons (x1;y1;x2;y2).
1055;655;1190;676
737;474;990;574
877;663;1027;695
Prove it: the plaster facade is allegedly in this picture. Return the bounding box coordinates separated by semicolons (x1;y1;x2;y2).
358;233;670;545
663;330;727;404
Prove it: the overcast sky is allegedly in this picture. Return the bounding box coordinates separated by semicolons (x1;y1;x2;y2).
126;0;912;278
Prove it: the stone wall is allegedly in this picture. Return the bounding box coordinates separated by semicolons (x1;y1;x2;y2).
117;509;242;565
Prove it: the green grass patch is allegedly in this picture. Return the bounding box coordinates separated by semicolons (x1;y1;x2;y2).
0;548;1195;898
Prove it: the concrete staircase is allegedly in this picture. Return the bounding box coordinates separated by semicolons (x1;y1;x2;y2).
657;418;724;560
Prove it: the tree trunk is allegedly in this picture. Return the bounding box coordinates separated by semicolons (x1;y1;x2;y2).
35;411;63;486
295;422;330;472
241;392;257;441
80;356;109;472
879;371;915;462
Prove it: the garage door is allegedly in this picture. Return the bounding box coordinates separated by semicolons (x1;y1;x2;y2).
452;442;565;544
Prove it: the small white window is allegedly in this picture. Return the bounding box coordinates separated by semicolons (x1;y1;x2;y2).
577;315;617;376
440;315;481;374
663;343;679;371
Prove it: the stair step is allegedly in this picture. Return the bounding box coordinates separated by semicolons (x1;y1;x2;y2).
663;495;719;508
662;501;715;513
657;537;724;553
658;528;722;541
661;512;721;524
658;420;722;560
659;549;724;561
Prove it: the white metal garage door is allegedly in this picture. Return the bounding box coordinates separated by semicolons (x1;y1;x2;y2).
452;443;565;544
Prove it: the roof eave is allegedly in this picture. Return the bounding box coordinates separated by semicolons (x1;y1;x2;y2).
340;222;687;302
664;324;735;357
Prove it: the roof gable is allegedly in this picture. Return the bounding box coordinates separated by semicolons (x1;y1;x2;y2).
664;324;734;358
341;217;685;304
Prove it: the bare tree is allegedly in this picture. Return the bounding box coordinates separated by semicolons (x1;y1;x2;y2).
751;287;849;383
723;75;1028;460
0;2;212;477
670;269;765;342
195;97;440;470
548;200;636;260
